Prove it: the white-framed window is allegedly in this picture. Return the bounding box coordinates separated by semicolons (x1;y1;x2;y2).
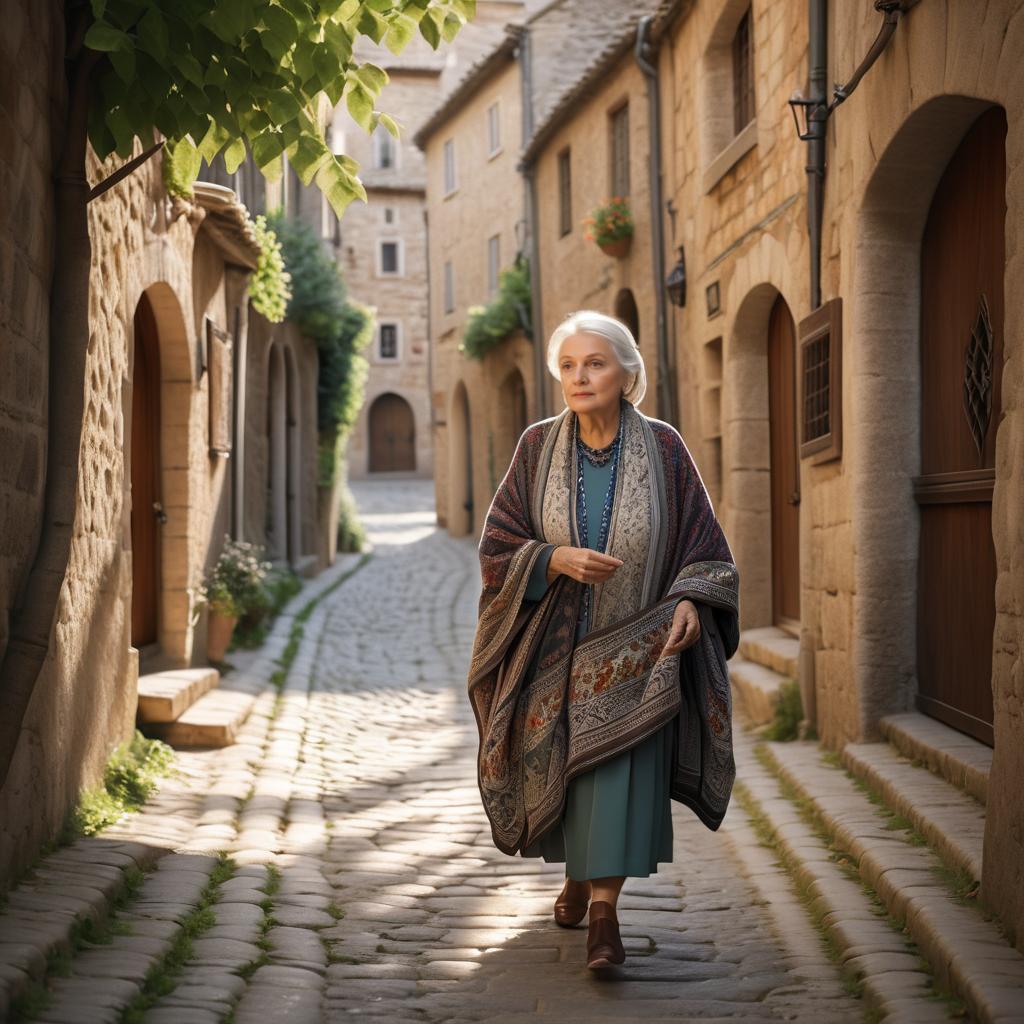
377;238;404;276
378;321;401;361
372;122;397;170
443;260;454;313
443;138;456;195
487;234;500;298
487;101;501;156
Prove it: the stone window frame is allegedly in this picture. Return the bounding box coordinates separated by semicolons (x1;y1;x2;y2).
700;0;759;195
487;234;500;299
443;138;457;197
377;321;402;363
487;101;502;158
377;237;405;277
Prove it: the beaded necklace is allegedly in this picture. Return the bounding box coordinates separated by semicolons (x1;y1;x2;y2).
574;399;625;627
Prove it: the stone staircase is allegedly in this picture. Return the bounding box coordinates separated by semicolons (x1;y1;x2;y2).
729;625;800;725
137;666;264;748
735;706;1023;1022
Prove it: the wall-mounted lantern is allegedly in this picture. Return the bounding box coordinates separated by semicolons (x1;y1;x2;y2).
665;245;686;307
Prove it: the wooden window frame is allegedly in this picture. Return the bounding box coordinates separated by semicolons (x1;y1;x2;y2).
797;297;842;464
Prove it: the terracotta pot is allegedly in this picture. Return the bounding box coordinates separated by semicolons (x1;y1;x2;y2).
598;235;632;258
207;611;238;662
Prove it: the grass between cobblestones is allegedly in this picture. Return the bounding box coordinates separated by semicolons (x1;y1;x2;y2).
119;852;237;1023
270;552;373;692
752;744;968;1019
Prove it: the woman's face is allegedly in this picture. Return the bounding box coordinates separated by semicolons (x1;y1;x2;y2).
558;332;629;416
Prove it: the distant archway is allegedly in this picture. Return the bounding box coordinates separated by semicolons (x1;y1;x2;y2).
613;288;640;345
368;392;416;472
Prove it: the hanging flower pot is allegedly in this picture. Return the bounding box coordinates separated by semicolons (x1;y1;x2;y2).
206;610;239;663
598;235;632;258
583;196;635;260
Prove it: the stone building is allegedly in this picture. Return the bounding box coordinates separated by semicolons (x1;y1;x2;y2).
420;0;1024;972
0;8;321;884
415;0;664;534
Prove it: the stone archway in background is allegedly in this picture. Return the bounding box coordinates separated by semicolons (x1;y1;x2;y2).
495;367;528;485
447;381;474;538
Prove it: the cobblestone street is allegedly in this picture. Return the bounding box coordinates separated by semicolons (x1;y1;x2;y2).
3;480;872;1022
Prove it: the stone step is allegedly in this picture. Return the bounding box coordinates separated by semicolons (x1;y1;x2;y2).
841;741;985;884
733;733;952;1022
764;741;1024;1024
737;626;799;678
728;654;786;726
880;712;992;806
143;674;263;748
137;669;220;724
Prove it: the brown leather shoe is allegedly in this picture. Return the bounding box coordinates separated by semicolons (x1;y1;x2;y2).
553;876;591;927
586;900;625;968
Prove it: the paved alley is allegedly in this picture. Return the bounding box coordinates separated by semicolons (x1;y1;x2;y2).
3;479;866;1023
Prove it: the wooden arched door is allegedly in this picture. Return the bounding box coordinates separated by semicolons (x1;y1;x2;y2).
131;294;162;649
915;107;1005;746
369;393;416;472
768;293;800;628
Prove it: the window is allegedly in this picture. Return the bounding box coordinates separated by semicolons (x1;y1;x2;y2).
383;206;396;224
372;123;395;170
558;148;572;237
379;239;403;276
487;235;500;298
798;298;842;464
610;103;629;198
487;102;501;155
443;260;454;313
443;138;456;194
732;7;755;134
379;323;399;360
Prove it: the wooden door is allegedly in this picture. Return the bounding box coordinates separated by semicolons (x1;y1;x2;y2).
131;294;161;649
369;393;416;472
915;107;1005;747
768;293;800;626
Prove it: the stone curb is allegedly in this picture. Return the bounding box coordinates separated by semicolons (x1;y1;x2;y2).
732;731;950;1024
766;742;1024;1024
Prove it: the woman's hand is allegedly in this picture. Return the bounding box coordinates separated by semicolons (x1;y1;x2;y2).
548;545;623;584
661;599;701;656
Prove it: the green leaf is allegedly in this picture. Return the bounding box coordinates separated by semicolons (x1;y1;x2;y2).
344;81;373;131
109;47;136;84
418;12;439;48
198;119;231;163
204;0;251;43
137;7;169;60
323;18;353;63
164;135;202;195
451;0;476;18
106;105;138;158
356;6;387;44
223;137;247;174
262;4;299;49
384;12;416;54
378;111;401;139
287;132;331;186
354;61;387;93
260;153;284;184
314;154;365;219
441;12;463;44
251;129;286;168
177;53;205;88
84;20;130;52
265;88;302;126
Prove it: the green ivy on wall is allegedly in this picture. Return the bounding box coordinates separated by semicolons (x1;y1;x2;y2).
248;214;292;323
459;252;532;360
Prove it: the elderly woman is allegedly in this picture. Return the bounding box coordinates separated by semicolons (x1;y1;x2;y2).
467;310;739;971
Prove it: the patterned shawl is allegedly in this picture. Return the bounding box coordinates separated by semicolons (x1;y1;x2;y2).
467;400;740;856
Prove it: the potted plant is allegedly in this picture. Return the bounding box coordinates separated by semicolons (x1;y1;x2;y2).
197;538;272;662
583;196;634;257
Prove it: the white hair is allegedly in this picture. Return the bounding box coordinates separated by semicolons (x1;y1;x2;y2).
545;309;647;406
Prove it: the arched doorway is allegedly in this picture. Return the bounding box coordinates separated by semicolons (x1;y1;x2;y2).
368;392;416;472
614;289;640;344
448;382;474;537
131;293;162;650
915;107;1005;746
768;293;800;628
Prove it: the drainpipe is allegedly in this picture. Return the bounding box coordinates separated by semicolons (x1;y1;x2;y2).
231;291;249;540
634;16;677;427
518;27;549;421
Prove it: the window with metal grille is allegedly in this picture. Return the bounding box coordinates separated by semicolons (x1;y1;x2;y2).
732;7;755;135
380;323;398;359
443;138;456;193
798;298;842;463
610;103;629;198
558;148;572;236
